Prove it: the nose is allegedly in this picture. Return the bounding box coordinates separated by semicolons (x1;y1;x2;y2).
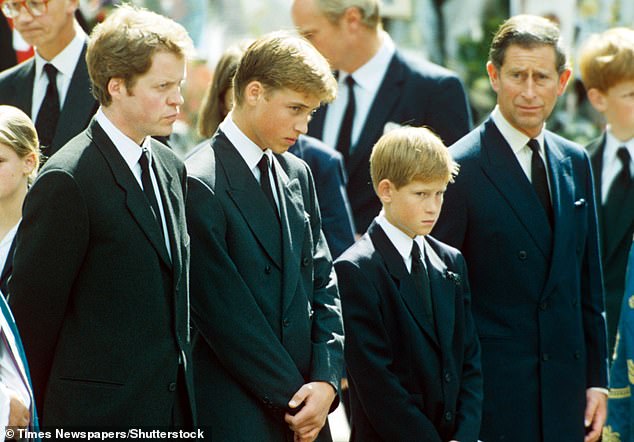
168;88;184;106
521;77;537;99
295;117;308;135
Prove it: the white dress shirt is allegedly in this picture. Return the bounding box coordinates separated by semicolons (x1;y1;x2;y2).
0;290;31;440
31;30;88;119
375;211;426;273
600;128;634;204
323;32;396;152
0;223;18;274
219;113;280;211
491;106;550;190
95;109;171;259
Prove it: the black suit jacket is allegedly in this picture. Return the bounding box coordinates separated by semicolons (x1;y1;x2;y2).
433;118;607;442
0;235;16;296
289;135;355;258
335;221;482;441
308;51;472;233
0;43;98;156
8;119;195;426
587;134;634;351
186;131;344;441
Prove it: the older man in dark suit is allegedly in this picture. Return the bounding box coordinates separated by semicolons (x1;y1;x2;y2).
0;0;97;156
433;15;608;442
9;6;195;427
186;33;344;442
291;0;472;234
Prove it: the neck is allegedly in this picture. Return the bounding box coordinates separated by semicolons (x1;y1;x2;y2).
343;28;382;74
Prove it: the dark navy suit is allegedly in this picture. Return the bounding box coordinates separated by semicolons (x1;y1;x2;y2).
433;117;608;442
308;51;472;233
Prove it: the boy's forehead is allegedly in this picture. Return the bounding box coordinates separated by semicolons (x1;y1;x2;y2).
268;87;321;107
408;177;450;189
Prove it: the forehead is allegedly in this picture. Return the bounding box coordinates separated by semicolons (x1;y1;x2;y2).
501;44;558;70
292;0;330;27
402;178;449;191
266;87;321;107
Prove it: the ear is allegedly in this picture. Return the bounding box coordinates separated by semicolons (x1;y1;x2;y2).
557;68;572;96
376;179;394;203
486;61;500;93
66;0;79;15
107;77;126;102
22;152;37;176
586;87;607;113
342;6;363;32
243;80;265;107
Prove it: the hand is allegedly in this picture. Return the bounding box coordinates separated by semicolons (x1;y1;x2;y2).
7;390;30;430
285;382;336;442
340;377;348;391
584;388;607;442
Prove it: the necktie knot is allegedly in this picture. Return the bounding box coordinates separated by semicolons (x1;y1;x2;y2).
527;138;540;154
617;146;631;172
43;63;58;82
257;154;270;177
411;240;422;268
139;148;150;171
345;75;355;89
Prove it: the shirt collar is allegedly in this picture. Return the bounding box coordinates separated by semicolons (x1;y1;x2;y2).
34;30;87;81
604;127;634;162
219;112;272;170
376;211;426;263
95;108;149;169
491;106;545;154
340;31;395;93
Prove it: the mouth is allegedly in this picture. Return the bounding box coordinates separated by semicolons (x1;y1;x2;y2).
284;137;297;145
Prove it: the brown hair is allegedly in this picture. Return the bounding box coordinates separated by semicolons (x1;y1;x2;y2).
489;14;569;74
86;4;194;106
370;126;458;192
197;44;246;138
579;27;634;92
233;31;337;107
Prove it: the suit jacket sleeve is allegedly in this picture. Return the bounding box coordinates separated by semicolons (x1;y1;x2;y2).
8;171;90;412
302;164;345;396
580;153;609;388
335;258;443;441
186;176;310;416
452;254;483;441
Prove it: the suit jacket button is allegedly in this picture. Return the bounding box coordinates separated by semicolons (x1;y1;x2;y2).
264;264;272;274
444;372;451;383
168;382;177;392
574;351;581;359
283;319;290;327
542;353;549;361
302;257;310;266
444;411;453;421
518;251;528;260
539;301;548;311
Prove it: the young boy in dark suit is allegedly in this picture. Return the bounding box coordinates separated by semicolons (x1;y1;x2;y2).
185;32;344;441
335;126;482;442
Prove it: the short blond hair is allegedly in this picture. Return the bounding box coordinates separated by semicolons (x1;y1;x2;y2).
579;27;634;92
0;105;40;184
87;4;194;106
370;126;458;192
233;31;337;107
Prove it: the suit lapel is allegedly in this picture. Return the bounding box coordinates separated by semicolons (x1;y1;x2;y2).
273;156;305;313
424;240;455;354
12;60;35;115
52;44;97;153
89;121;171;267
215;134;283;269
479;118;553;259
0;236;16;293
347;53;405;178
542;135;575;299
369;222;439;347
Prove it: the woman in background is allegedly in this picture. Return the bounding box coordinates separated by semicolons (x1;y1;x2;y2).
0;105;39;295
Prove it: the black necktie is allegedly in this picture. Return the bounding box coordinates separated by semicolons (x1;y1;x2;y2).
527;139;553;226
257;154;279;220
336;75;356;162
35;63;61;150
411;240;434;325
139;148;165;239
604;147;632;222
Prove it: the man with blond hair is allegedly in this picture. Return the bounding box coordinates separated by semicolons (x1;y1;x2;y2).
9;5;196;428
291;0;472;235
186;32;344;441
